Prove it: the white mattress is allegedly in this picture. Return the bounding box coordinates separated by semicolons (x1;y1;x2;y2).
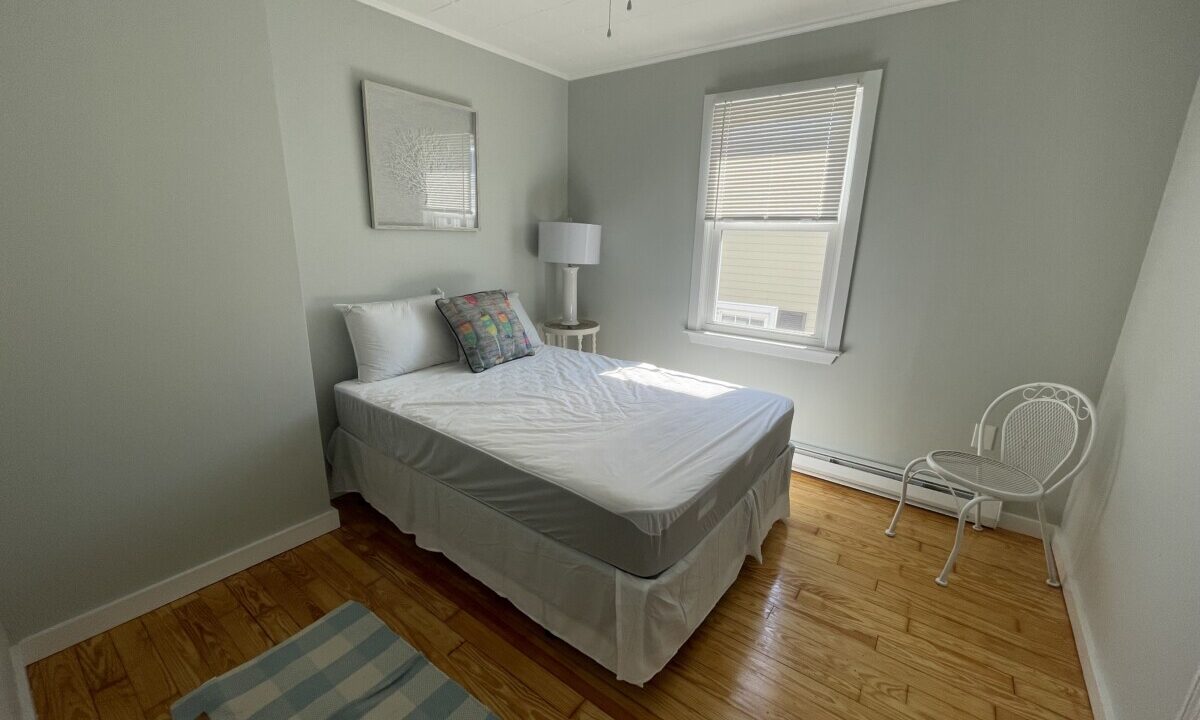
333;346;793;576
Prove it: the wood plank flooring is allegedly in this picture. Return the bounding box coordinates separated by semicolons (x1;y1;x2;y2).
28;474;1092;720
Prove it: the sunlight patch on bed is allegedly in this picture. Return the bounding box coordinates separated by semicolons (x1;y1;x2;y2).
599;364;738;399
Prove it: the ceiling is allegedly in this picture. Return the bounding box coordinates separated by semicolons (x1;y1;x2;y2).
357;0;958;80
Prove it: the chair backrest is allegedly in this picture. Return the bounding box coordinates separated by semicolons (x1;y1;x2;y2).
978;383;1096;495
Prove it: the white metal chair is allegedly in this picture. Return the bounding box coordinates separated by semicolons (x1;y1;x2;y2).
884;383;1096;587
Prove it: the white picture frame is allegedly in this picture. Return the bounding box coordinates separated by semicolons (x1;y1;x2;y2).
362;80;478;231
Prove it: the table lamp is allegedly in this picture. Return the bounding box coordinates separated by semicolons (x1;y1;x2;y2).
539;221;601;327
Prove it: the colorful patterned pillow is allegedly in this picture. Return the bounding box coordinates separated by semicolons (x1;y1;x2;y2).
436;290;535;372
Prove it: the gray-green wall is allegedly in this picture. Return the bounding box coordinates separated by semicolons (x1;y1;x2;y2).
1060;75;1200;720
0;0;567;644
264;0;568;442
567;0;1200;519
0;1;332;640
0;622;19;718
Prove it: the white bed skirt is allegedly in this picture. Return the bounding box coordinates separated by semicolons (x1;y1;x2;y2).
327;427;792;685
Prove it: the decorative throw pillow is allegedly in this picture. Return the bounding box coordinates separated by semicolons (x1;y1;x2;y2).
436;290;534;372
452;291;542;364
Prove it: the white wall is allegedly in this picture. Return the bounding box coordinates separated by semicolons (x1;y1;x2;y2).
264;0;568;442
568;0;1200;520
1058;77;1200;720
0;0;331;641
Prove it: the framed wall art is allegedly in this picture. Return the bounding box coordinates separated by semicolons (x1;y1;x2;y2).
362;80;478;230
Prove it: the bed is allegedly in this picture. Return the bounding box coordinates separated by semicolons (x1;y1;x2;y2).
327;344;794;684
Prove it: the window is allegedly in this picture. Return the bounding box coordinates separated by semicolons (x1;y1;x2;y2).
686;70;881;361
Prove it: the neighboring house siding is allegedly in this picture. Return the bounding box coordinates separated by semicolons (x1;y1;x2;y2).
716;229;827;333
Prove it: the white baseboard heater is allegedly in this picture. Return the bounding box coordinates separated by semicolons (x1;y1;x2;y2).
790;442;1001;527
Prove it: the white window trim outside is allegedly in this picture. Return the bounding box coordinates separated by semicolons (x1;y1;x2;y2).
685;69;882;363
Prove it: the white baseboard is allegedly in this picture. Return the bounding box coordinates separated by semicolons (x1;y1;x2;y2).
9;645;35;720
1053;532;1113;720
791;452;1051;539
1179;667;1200;720
792;452;1004;526
17;509;340;666
995;510;1045;538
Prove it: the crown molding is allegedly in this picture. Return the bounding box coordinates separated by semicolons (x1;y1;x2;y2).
570;0;959;79
354;0;570;80
356;0;959;81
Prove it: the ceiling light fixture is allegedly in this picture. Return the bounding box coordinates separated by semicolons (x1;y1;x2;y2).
607;0;632;38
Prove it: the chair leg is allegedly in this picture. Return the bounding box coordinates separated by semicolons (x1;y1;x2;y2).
886;458;924;537
936;496;987;586
1038;501;1061;588
972;501;984;531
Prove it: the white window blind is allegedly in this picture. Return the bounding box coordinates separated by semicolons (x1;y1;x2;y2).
704;83;859;221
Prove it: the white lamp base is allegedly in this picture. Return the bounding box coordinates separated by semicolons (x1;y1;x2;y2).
560;264;579;326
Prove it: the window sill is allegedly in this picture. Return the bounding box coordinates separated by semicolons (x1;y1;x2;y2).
683;329;840;365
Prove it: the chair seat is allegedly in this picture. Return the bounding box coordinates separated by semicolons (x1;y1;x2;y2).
926;451;1044;503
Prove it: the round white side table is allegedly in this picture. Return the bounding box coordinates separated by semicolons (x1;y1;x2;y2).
542;319;599;353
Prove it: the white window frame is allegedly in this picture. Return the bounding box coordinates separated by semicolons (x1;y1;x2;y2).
685;69;882;363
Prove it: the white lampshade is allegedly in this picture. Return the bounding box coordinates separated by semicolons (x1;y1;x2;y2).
538;222;601;265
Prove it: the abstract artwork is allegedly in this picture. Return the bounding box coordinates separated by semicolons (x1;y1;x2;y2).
362;80;478;230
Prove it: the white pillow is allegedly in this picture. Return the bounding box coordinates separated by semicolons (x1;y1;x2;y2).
507;292;543;349
336;294;458;382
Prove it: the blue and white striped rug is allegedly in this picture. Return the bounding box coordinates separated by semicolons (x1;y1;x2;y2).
172;601;497;720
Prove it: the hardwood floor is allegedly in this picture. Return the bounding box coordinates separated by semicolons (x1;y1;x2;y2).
28;474;1092;720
